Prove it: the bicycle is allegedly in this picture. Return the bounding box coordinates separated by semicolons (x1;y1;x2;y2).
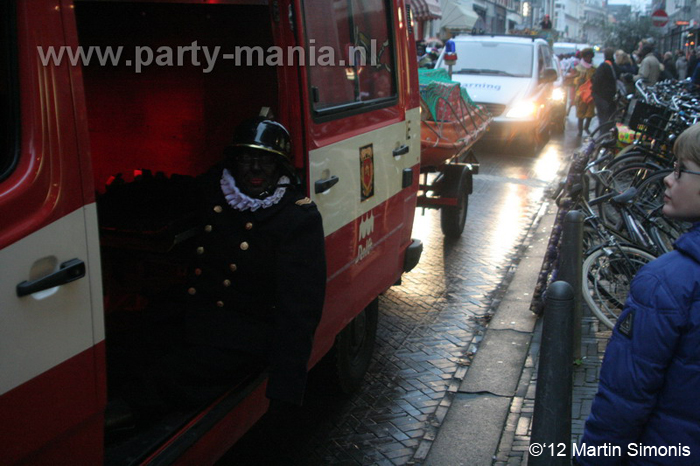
578;189;658;329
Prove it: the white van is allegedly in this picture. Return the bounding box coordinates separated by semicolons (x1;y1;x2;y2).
436;34;558;155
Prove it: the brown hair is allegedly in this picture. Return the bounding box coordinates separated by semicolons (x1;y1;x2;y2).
674;123;700;167
614;50;631;66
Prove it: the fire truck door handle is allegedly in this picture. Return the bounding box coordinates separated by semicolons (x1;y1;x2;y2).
392;145;409;157
16;259;86;297
314;175;339;194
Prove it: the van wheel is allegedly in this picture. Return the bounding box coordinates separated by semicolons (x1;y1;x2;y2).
332;298;378;394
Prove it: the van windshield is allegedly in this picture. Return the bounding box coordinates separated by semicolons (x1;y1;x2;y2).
451;42;533;78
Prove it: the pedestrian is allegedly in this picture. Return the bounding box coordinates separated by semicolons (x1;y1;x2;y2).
691;58;700;88
416;40;427;60
107;117;327;424
576;122;700;466
676;50;689;80
688;49;699;81
573;48;596;137
539;14;552;30
592;47;619;127
419;48;439;68
565;51;582;116
634;43;661;85
615;50;636;74
615;49;637;95
663;51;678;80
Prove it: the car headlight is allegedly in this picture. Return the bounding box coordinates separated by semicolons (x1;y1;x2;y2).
505;100;536;118
551;87;566;102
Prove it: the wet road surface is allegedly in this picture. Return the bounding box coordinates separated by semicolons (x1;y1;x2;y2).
220;128;583;465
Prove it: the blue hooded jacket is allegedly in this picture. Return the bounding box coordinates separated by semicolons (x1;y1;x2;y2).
577;223;700;465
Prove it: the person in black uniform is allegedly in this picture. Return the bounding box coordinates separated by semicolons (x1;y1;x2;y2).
181;117;327;407
108;118;326;421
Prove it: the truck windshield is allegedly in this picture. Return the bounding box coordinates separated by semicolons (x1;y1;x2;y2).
451;42;533;78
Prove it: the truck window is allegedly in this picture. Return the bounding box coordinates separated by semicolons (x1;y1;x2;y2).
0;0;18;182
303;0;397;118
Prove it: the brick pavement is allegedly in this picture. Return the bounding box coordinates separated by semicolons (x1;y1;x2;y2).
493;220;613;466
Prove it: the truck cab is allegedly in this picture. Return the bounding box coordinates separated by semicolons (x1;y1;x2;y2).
0;1;422;463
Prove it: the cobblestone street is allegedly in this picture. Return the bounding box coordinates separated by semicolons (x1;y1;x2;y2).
221;131;583;465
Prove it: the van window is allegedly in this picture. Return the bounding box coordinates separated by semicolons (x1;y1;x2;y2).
302;0;397;118
450;42;533;78
537;46;545;74
0;0;19;182
539;45;553;75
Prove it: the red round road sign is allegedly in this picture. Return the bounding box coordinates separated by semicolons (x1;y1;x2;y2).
652;9;669;27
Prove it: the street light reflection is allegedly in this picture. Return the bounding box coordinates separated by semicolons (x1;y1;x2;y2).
484;182;529;262
533;145;562;183
411;208;437;249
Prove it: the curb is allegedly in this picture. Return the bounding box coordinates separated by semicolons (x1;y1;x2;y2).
413;199;559;465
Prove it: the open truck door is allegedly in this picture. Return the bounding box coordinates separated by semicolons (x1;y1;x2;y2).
0;1;105;463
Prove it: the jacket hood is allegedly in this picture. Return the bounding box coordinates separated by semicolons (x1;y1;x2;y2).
674;222;700;263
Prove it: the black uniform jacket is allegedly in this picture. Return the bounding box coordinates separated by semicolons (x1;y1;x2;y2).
592;60;620;101
183;165;327;405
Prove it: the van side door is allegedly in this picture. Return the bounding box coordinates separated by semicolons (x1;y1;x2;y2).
0;1;104;463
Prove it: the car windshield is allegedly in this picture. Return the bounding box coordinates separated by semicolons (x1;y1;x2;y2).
451;42;533;77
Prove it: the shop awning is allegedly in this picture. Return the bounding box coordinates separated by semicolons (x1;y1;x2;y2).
409;0;442;21
441;2;481;31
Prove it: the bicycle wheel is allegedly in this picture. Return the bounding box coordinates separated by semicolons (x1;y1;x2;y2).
634;169;672;214
582;245;657;329
595;162;660;228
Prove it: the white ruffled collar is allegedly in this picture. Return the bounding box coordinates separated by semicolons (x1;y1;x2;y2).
220;168;288;212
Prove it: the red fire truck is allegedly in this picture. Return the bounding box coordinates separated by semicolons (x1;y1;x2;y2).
0;0;422;463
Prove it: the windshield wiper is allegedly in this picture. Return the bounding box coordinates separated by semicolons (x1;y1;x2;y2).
455;68;517;76
455;68;483;74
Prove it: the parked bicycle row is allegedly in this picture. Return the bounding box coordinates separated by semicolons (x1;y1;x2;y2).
536;82;700;328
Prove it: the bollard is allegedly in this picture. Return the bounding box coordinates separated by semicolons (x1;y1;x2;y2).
530;281;574;466
558;210;584;359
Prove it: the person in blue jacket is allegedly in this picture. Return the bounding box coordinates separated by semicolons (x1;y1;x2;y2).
577;122;700;465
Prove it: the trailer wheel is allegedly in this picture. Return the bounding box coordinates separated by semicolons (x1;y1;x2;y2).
333;298;378;394
440;177;469;238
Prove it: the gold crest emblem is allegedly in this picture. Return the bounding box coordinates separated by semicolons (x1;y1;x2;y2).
360;144;374;201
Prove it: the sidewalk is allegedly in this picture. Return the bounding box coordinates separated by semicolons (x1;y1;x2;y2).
419;198;612;465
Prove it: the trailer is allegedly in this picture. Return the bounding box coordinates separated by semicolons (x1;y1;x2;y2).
417;70;492;237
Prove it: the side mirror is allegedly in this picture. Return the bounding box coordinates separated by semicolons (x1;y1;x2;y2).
540;68;558;83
